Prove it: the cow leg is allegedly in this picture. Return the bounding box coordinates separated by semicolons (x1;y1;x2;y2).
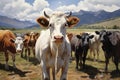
25;48;27;58
21;48;24;58
41;52;50;80
11;53;16;68
104;53;110;72
52;67;55;80
5;51;9;70
60;61;69;80
83;50;88;69
33;48;35;58
89;48;92;59
75;52;79;69
28;48;30;61
47;67;50;80
93;49;96;61
79;55;82;69
96;48;99;61
113;57;119;71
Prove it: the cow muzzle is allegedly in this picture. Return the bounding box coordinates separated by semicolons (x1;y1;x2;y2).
16;50;22;53
54;35;64;43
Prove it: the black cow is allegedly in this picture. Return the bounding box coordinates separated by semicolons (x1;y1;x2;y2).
71;33;94;69
95;30;120;72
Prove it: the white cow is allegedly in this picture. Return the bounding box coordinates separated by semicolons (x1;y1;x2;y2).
87;32;101;61
35;11;79;80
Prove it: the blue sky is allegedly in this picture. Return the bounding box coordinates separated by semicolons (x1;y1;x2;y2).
0;0;120;21
25;0;80;10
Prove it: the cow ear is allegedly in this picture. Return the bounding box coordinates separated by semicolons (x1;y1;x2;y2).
89;35;94;39
76;35;82;39
35;33;40;39
95;31;100;35
10;39;15;43
25;33;30;36
67;16;79;28
36;16;49;28
107;31;112;36
35;33;39;36
23;39;28;43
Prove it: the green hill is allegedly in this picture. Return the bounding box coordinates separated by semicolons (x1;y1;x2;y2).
81;17;120;29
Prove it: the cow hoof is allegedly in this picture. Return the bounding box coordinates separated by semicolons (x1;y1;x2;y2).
94;59;96;62
21;55;23;58
13;65;16;69
44;77;49;80
5;65;9;70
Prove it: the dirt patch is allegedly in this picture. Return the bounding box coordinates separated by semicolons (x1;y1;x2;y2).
0;54;120;80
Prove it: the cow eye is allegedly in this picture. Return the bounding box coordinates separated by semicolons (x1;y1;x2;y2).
49;24;52;27
64;23;68;26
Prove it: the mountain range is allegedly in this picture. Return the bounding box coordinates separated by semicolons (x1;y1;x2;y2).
0;16;36;28
73;9;120;26
0;9;120;29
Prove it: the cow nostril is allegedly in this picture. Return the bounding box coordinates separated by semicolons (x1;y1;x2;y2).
54;36;63;40
16;50;22;53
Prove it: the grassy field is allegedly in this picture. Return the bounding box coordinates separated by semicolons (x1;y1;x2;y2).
0;29;120;80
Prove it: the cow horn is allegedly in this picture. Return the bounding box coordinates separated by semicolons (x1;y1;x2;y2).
44;11;50;18
66;11;72;18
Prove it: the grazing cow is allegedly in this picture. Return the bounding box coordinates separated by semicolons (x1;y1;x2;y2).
22;32;39;60
35;11;79;80
87;32;101;61
71;33;94;69
95;30;120;72
0;30;16;70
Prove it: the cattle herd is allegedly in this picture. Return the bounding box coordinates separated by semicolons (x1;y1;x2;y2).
0;11;120;80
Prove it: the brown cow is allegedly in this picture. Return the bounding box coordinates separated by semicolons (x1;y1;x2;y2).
22;32;39;61
0;30;16;70
67;33;74;59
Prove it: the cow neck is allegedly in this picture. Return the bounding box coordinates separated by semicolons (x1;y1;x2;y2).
50;40;65;56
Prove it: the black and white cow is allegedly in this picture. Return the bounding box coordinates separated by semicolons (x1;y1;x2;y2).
71;33;94;69
95;30;120;72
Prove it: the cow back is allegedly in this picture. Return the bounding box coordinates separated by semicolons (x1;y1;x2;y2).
0;30;16;53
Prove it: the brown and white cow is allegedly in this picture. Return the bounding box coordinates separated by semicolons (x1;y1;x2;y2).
22;32;39;61
0;30;16;70
35;11;79;80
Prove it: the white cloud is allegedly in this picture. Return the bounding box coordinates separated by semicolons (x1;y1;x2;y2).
33;0;49;11
56;0;120;12
0;0;50;22
56;4;78;12
77;0;120;12
0;0;120;22
3;0;31;17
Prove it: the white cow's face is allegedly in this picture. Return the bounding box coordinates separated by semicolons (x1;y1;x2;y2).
14;37;24;52
77;33;94;47
37;11;79;44
48;15;68;43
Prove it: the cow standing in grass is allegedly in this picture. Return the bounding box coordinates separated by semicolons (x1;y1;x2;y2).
0;30;16;70
87;32;101;61
35;11;79;80
95;30;120;72
70;33;94;69
23;32;39;61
